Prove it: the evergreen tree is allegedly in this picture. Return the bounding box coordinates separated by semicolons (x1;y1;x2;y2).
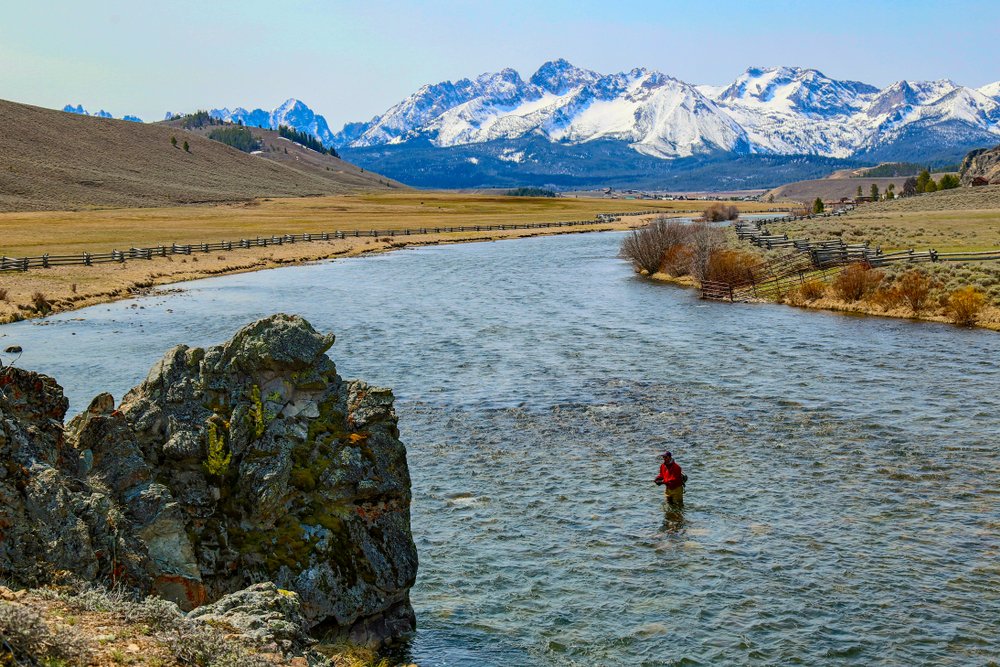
170;136;178;148
937;174;960;190
870;183;880;201
856;185;863;199
886;183;895;200
924;178;937;193
183;140;190;152
916;169;932;193
812;197;825;214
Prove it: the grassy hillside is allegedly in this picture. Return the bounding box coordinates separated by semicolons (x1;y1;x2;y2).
766;172;952;204
0;99;402;212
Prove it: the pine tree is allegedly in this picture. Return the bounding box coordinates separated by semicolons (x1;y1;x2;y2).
870;183;880;201
856;185;863;199
886;183;895;200
170;136;178;148
183;140;190;153
924;178;937;193
812;197;825;214
916;169;932;193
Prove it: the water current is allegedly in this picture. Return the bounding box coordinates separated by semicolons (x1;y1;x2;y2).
4;232;999;665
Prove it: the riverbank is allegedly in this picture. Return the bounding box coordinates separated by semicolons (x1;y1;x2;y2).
0;221;642;323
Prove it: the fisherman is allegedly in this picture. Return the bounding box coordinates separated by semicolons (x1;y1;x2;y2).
654;451;685;506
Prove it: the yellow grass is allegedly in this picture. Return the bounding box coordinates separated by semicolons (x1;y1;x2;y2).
0;193;773;323
0;192;773;257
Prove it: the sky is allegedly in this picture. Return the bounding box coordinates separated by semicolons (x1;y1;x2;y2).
2;0;999;128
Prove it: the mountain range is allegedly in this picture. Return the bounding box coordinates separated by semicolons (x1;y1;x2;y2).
63;104;142;123
75;61;1000;189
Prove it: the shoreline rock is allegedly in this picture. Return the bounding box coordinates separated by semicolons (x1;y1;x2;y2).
0;314;418;649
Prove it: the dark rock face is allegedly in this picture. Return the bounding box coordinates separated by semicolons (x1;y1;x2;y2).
960;144;1000;185
0;314;417;646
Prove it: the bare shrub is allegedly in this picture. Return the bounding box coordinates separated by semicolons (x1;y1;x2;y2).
832;263;883;302
31;291;52;314
70;283;77;294
661;244;694;277
699;203;739;222
164;624;273;667
0;600;92;663
869;285;902;312
619;217;693;274
0;288;8;301
687;222;726;282
945;286;986;326
799;279;827;302
705;249;758;284
895;270;933;314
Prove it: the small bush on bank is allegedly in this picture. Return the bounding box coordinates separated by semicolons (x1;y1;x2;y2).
832;263;883;302
869;285;902;311
687;222;726;282
31;291;52;314
699;203;739;222
661;244;694;277
945;286;986;326
705;249;758;284
619;217;694;274
896;270;933;314
799;279;827;302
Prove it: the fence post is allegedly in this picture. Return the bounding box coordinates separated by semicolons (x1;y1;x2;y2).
42;254;49;268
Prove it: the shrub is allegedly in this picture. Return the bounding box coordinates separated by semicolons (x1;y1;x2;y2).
619;217;693;274
0;601;92;663
31;291;52;314
799;279;827;302
812;198;824;214
705;249;758;284
869;285;902;311
832;263;883;302
0;287;8;301
170;136;178;148
937;173;960;190
699;203;739;222
687;222;726;282
945;286;985;326
661;244;694;277
204;422;231;477
183;140;190;152
896;270;933;313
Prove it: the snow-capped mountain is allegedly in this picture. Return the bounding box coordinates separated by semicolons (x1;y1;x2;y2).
338;60;749;159
332;61;1000;164
62;104;142;122
979;81;1000;101
208;98;337;146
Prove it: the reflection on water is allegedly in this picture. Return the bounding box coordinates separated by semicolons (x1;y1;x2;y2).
5;232;999;665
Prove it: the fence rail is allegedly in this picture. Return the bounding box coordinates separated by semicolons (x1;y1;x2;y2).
1;211;665;272
702;216;1000;301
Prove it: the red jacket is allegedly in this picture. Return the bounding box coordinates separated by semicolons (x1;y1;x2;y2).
656;461;684;490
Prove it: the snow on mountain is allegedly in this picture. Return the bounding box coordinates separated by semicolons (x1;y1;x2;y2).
62;104;142;122
334;62;1000;161
209;98;337;146
980;81;1000;101
343;61;747;158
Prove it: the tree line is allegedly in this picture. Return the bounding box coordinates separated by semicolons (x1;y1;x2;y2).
278;125;339;157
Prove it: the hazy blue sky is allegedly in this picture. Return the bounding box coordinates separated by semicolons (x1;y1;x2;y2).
3;0;998;127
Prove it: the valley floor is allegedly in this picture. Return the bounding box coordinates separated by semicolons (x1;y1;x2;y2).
0;193;779;323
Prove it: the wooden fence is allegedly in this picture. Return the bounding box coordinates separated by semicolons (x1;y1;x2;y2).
702;217;1000;301
1;211;665;273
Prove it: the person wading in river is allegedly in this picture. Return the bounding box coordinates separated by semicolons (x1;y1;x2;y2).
654;451;685;506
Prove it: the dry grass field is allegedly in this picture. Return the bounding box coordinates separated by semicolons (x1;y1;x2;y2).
0;99;399;212
739;186;1000;326
0;193;774;323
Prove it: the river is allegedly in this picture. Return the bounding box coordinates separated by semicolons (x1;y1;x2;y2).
4;232;998;665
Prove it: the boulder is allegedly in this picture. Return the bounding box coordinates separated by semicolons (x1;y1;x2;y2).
960;144;1000;186
187;582;315;656
2;314;418;647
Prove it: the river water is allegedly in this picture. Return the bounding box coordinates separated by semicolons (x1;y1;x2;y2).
4;232;999;665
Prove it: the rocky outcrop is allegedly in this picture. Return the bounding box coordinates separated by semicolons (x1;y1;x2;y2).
960;144;1000;185
0;314;417;647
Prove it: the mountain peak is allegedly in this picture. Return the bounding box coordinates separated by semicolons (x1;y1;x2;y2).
529;59;600;94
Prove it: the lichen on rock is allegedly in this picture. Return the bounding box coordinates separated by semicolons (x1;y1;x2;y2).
0;314;418;648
